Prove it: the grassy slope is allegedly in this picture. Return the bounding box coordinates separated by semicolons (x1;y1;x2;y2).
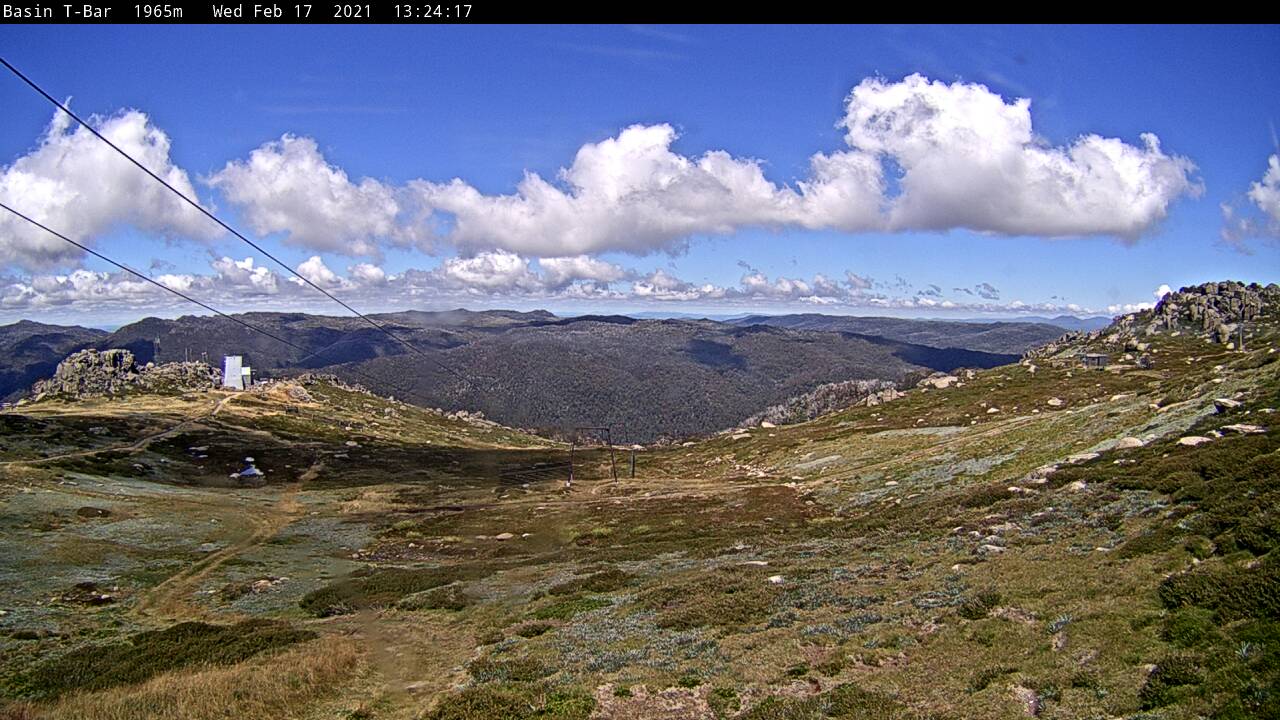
0;320;1277;720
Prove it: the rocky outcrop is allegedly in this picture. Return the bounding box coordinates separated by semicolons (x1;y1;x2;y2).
1146;281;1278;341
1024;281;1280;361
741;378;901;428
31;348;219;400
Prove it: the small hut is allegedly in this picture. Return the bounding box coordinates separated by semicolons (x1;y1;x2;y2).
1079;352;1109;370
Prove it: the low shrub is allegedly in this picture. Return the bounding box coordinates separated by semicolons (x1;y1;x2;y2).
532;596;611;620
396;584;470;612
548;567;631;596
423;683;594;720
301;566;485;616
16;620;314;699
467;657;554;683
643;567;778;631
1138;655;1202;709
957;589;1001;620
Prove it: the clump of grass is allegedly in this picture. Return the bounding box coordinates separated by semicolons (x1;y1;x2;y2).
959;484;1017;509
31;636;361;720
1069;670;1100;691
532;596;611;620
15;620;315;699
1158;557;1280;621
957;589;1001;620
968;666;1015;693
514;622;554;638
708;687;740;718
1117;525;1185;558
396;584;470;612
476;629;505;646
1138;655;1202;709
300;566;487;616
642;566;779;631
741;683;910;719
785;663;809;678
467;657;554;684
814;652;847;677
548;567;631;596
1161;607;1220;648
423;683;594;720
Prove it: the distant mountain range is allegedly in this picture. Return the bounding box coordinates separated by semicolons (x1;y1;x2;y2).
0;309;1079;439
728;314;1069;354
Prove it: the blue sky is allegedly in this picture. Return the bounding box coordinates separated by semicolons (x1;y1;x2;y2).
0;25;1277;325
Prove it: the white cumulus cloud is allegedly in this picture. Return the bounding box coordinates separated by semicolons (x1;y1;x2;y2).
1249;154;1280;223
293;255;352;290
211;255;279;294
208;135;424;257
413;124;810;257
348;262;387;286
841;74;1200;239
0;109;218;270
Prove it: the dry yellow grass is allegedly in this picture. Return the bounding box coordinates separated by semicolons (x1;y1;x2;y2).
25;636;365;720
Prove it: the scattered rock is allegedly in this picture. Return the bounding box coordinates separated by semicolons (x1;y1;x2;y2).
1214;398;1243;413
1177;436;1213;446
919;374;959;390
1046;397;1064;407
1222;424;1266;435
1114;437;1145;449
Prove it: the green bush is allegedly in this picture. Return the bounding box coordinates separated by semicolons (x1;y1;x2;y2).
968;666;1014;693
740;683;910;719
643;567;778;631
1117;526;1184;558
467;657;554;683
708;687;740;718
548;567;632;596
959;484;1016;509
1158;559;1280;622
1138;655;1202;709
515;622;554;638
396;584;470;612
301;566;482;616
1162;608;1220;648
958;589;1001;620
532;596;611;620
423;683;594;720
16;620;314;699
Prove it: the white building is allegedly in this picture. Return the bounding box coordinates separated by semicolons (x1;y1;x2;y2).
222;355;251;390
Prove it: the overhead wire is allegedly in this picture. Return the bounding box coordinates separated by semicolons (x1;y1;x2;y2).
0;55;484;390
0;200;432;406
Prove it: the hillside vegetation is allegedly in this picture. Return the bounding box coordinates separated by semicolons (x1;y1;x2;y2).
0;280;1276;720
